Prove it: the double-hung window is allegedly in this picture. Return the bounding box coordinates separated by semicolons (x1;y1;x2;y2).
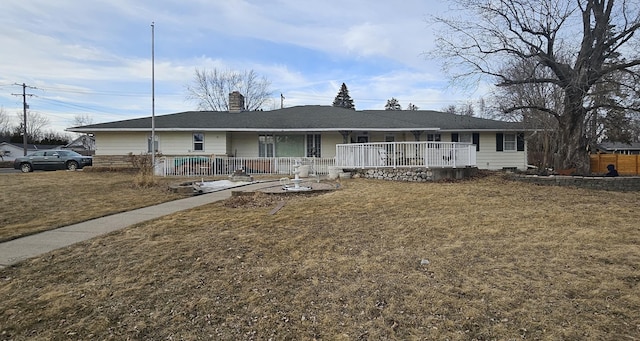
458;133;473;143
193;133;204;151
452;132;480;151
503;133;517;151
496;133;525;152
427;133;441;142
306;134;321;157
259;134;274;157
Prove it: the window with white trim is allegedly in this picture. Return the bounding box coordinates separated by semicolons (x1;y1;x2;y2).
504;133;517;151
427;133;441;141
459;132;472;143
193;133;204;151
259;134;274;157
306;134;321;157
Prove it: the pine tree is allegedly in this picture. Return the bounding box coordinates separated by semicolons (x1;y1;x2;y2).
332;83;355;110
385;98;402;110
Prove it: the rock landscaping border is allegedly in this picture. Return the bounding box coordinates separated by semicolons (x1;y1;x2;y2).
509;174;640;192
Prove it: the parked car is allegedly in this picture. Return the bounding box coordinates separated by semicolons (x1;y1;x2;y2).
13;150;93;172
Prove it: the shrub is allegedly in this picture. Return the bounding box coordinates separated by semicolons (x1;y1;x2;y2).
128;153;159;188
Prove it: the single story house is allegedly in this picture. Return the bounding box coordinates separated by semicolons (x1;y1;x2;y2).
64;134;96;155
596;142;640;155
0;142;62;162
68;93;535;173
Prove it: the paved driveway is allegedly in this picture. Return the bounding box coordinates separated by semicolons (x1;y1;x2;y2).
0;168;19;174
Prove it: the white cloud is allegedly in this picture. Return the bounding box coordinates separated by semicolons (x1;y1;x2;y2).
0;0;481;134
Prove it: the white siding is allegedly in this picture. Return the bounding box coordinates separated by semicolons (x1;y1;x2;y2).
95;132;147;155
0;144;27;161
94;130;528;170
440;132;527;170
158;132;227;155
230;132;258;157
321;133;342;158
476;133;527;170
95;131;228;156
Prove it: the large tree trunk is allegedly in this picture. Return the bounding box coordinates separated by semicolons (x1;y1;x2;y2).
556;90;591;175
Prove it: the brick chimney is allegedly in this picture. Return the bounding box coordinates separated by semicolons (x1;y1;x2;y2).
229;91;245;113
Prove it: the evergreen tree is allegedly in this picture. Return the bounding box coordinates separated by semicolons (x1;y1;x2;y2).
385;98;402;110
332;83;355;110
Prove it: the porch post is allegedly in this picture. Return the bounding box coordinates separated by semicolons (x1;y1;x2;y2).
410;130;422;141
339;130;352;144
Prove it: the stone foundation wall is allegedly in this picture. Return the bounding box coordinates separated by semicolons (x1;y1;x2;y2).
92;155;135;168
510;174;640;192
351;167;478;182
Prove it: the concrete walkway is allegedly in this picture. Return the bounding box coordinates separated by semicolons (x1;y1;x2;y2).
0;182;275;268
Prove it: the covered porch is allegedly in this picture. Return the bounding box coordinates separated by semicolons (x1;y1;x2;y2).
335;141;477;169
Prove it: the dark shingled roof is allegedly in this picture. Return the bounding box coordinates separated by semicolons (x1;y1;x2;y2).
597;142;640;151
68;105;531;132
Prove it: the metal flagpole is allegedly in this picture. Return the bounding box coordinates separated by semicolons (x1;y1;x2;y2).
151;22;156;170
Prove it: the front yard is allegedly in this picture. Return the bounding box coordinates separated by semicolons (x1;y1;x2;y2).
1;173;639;339
0;171;191;242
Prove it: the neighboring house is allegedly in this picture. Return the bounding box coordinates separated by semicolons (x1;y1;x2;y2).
596;142;640;155
63;134;96;155
68;96;535;171
0;142;62;162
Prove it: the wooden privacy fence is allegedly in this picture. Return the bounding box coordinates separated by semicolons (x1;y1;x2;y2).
590;154;640;175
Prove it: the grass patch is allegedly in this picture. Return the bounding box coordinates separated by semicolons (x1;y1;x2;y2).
1;174;639;339
0;171;191;242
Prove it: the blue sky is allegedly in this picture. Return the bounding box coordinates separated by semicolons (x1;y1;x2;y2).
0;0;486;134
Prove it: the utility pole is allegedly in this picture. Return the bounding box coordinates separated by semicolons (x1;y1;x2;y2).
12;83;36;156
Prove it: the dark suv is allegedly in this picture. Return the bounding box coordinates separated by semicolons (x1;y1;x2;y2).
13;150;93;172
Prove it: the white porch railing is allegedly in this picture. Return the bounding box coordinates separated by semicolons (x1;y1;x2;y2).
157;156;335;177
335;142;477;169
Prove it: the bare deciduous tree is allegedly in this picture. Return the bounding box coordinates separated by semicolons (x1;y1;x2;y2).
442;102;475;116
185;68;272;111
15;110;49;142
72;113;94;127
0;107;11;135
433;0;640;174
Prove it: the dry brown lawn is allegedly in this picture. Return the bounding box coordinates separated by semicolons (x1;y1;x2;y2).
1;173;639;340
0;171;190;242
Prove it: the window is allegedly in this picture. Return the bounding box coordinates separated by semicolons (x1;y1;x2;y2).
452;132;480;151
193;133;204;151
427;133;441;141
459;133;473;143
275;135;304;157
357;135;369;143
147;135;158;153
385;135;395;142
306;134;321;157
504;133;516;151
496;133;524;152
259;134;274;157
